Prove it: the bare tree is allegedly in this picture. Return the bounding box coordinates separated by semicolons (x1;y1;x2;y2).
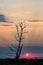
15;20;28;59
9;20;28;59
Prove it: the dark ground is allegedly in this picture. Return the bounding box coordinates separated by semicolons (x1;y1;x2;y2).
0;59;43;65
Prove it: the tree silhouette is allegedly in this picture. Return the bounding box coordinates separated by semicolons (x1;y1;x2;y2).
15;20;28;59
9;20;28;59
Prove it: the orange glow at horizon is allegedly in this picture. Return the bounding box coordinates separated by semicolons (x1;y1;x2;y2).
20;52;43;59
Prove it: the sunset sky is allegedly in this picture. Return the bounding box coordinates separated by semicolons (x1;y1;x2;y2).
0;0;43;20
0;0;43;58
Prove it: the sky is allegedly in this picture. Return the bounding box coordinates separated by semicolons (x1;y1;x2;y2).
0;0;43;58
0;0;43;20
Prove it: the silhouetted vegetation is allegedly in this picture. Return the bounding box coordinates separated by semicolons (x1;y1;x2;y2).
9;20;28;59
0;59;43;65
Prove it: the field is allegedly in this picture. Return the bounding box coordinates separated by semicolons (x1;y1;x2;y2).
0;59;43;65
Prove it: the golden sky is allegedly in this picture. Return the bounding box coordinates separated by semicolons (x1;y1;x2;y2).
0;22;43;46
0;0;43;46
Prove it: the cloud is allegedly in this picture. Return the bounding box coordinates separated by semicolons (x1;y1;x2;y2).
0;14;8;22
22;46;43;53
0;14;13;23
27;20;43;22
0;24;11;26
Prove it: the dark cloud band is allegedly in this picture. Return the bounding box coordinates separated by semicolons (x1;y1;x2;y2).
0;14;8;22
